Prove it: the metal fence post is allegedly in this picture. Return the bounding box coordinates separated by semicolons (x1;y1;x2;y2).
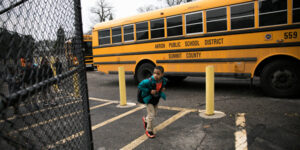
74;0;94;149
0;0;94;149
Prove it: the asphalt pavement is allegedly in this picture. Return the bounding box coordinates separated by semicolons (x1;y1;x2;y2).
87;71;300;150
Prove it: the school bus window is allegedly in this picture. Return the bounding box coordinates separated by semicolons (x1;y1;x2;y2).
206;7;227;32
98;29;111;45
123;24;134;42
167;15;183;37
259;0;287;27
185;11;203;34
136;21;149;40
231;2;254;30
92;0;300;98
151;18;165;39
112;27;122;44
293;0;300;23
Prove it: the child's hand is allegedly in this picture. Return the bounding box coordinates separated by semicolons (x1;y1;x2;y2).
151;90;157;95
161;88;166;92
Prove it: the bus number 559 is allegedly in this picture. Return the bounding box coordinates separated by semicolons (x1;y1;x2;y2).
284;32;298;39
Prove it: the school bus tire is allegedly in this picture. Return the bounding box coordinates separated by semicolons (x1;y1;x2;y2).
260;60;300;98
135;63;154;83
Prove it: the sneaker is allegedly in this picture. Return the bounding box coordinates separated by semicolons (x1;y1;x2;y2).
142;117;147;130
145;130;155;138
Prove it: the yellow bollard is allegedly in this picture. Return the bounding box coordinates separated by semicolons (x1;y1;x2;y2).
205;65;215;115
73;72;80;98
118;66;127;106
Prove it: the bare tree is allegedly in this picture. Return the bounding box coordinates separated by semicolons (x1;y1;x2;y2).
90;0;113;23
166;0;184;6
109;13;113;21
136;0;195;14
137;0;194;13
158;0;194;7
137;5;160;13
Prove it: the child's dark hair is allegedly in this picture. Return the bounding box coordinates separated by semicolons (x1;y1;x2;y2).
154;66;164;73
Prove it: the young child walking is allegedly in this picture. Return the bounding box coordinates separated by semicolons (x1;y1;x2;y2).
138;66;167;138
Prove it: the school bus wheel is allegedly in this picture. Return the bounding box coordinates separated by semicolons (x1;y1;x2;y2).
260;60;300;98
135;63;154;83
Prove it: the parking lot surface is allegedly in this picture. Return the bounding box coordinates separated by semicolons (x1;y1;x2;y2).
87;71;300;150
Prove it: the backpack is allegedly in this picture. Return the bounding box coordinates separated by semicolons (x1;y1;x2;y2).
137;89;145;104
137;77;153;104
137;77;164;104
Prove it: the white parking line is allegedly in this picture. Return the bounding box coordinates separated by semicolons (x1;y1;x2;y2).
92;105;145;131
8;110;83;135
121;109;193;150
235;113;248;150
46;130;85;149
158;105;198;112
89;97;198;112
89;97;200;149
89;97;118;103
0;100;82;124
7;102;109;135
90;102;114;110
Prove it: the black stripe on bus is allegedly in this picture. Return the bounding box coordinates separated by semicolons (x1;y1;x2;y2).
93;24;300;49
85;61;93;63
93;42;300;58
108;71;134;75
107;71;251;78
156;57;257;63
164;72;251;78
94;61;136;65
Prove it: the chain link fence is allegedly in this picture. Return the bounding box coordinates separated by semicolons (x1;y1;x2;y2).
0;0;93;149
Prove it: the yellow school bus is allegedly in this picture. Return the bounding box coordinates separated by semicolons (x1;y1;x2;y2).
92;0;300;98
83;35;94;69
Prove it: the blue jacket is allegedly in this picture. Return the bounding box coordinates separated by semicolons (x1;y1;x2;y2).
138;76;167;104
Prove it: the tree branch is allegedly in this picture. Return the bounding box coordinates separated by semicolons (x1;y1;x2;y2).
90;0;114;23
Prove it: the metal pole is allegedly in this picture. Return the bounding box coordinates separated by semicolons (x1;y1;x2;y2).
74;0;94;149
205;65;214;115
118;66;127;106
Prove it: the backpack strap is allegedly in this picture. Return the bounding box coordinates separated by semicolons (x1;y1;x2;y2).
148;77;155;89
149;77;165;92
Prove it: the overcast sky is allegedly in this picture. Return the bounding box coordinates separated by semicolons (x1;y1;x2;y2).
81;0;165;33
